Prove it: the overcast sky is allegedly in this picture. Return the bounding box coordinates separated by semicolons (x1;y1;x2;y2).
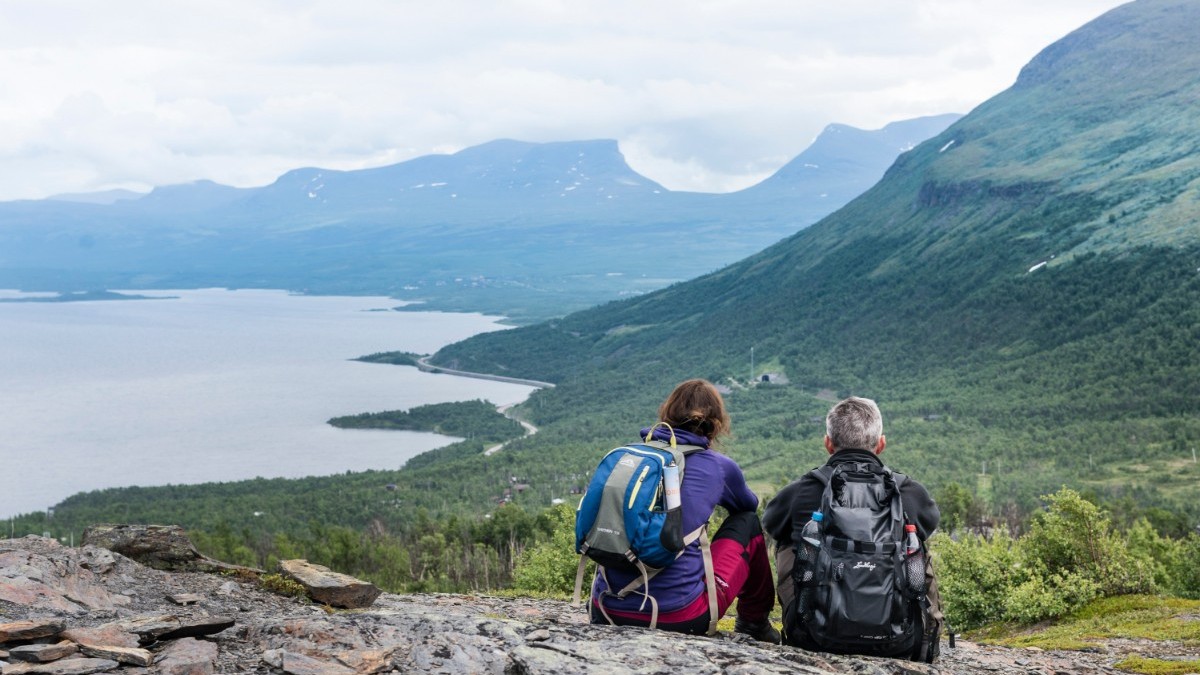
0;0;1130;202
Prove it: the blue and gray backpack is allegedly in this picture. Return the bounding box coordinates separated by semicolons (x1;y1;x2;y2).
571;424;716;630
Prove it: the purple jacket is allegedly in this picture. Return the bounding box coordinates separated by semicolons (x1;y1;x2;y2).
591;426;759;613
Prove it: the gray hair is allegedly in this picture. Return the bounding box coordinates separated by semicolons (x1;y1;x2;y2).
826;396;883;452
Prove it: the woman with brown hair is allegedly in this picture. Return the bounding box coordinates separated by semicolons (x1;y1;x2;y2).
588;378;779;642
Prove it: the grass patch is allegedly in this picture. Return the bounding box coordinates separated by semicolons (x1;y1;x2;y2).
1115;655;1200;675
259;573;308;599
972;595;1200;651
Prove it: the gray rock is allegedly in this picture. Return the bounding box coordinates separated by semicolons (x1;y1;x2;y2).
6;642;78;663
331;648;395;674
60;624;140;649
278;560;381;609
166;594;202;606
74;644;153;668
260;650;357;675
118;616;235;644
524;628;552;642
76;550;115;575
0;657;120;674
152;637;218;675
79;526;257;576
0;620;65;644
58;624;153;666
260;648;284;669
0;547;131;616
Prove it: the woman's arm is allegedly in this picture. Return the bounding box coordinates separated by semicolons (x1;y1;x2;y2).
717;452;759;513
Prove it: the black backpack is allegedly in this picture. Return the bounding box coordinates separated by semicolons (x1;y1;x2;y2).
784;461;940;662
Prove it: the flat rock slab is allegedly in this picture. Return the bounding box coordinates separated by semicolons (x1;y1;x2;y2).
278;560;381;609
330;648;395;674
167;593;203;606
0;620;65;643
0;657;120;675
118;616;235;644
60;626;139;650
153;638;217;675
75;645;152;668
261;650;357;675
0;548;127;614
7;642;78;663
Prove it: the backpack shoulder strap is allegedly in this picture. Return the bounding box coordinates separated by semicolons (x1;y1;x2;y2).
812;464;840;518
809;465;833;486
641;438;705;475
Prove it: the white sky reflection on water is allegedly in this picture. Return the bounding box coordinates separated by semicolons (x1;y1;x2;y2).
0;289;533;518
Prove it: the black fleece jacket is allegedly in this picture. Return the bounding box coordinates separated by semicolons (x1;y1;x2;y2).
762;448;940;548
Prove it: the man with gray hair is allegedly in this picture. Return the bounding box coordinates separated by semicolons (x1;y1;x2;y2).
823;396;885;455
763;397;942;658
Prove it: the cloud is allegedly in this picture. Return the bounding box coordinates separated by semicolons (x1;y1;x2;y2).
0;0;1129;200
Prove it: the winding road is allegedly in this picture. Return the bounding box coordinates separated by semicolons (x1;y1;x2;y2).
415;356;551;456
414;356;556;389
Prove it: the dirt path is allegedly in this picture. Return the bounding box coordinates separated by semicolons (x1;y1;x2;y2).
412;356;548;457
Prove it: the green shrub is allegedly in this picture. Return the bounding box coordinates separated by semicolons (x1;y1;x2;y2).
1021;488;1155;597
512;503;589;596
1164;533;1200;599
1125;518;1177;591
930;530;1025;630
1002;571;1098;624
933;487;1168;631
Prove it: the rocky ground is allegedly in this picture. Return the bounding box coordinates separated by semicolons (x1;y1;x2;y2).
2;534;1195;674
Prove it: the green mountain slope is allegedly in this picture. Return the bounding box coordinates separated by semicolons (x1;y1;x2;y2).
428;0;1200;517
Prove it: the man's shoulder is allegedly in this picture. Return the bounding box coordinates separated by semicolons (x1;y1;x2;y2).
891;470;933;495
766;468;825;511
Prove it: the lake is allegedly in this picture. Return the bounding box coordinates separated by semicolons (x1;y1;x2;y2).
0;289;535;519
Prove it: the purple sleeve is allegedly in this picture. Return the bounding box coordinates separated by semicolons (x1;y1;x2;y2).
679;451;758;533
716;451;759;513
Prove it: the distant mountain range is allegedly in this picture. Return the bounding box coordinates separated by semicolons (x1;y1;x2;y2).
0;116;958;321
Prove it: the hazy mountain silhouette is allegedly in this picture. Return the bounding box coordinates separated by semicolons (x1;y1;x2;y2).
0;119;957;320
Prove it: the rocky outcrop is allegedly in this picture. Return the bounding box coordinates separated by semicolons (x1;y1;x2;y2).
79;526;257;576
277;560;380;609
0;534;1164;674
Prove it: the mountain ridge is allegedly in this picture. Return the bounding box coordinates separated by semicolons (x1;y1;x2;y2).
0;117;958;321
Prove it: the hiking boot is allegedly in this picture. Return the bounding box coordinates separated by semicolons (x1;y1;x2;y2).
734;616;781;644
